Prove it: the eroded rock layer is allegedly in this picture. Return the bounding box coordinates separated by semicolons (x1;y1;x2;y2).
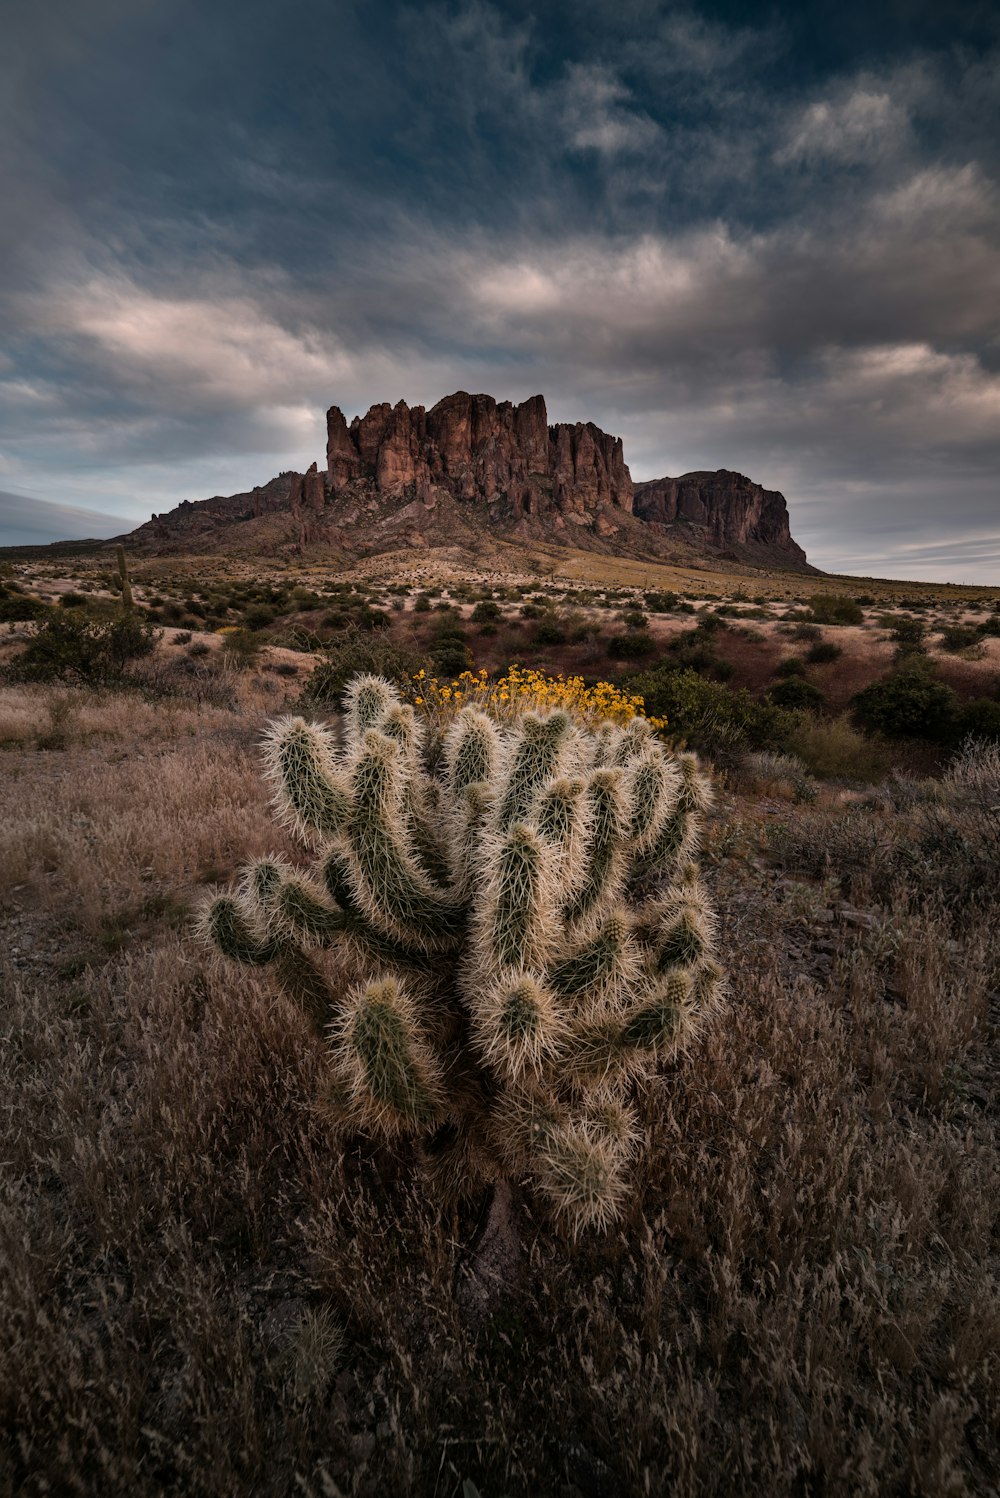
122;390;811;569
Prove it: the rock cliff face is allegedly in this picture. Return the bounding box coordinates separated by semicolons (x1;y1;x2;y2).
120;390;811;570
326;391;633;522
633;470;809;569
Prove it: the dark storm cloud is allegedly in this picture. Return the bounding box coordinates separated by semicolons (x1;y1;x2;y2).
0;490;125;546
0;0;998;578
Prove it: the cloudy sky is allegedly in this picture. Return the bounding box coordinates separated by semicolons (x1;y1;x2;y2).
1;0;998;578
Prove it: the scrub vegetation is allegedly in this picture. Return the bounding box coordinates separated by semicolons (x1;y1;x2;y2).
0;548;997;1496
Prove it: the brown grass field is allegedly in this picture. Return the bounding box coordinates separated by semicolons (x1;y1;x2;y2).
1;548;998;1496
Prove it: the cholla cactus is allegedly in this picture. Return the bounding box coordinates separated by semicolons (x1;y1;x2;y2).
201;675;722;1233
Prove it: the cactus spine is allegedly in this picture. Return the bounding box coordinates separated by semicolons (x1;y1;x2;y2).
201;677;722;1234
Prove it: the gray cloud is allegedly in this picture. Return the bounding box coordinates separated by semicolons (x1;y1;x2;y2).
0;490;125;546
0;1;998;580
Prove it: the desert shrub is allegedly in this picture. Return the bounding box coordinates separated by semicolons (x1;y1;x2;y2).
220;627;265;667
619;609;647;630
520;602;545;620
7;609;160;685
304;628;421;708
807;594;864;626
661;622;733;680
957;698;1000;741
627;667;793;755
738;750;816;803
852;662;957;741
789;715;892;781
471;600;502;625
788;621;822;641
774;656;807;677
768;677;825;711
59;591;87;608
976;614;1000;637
608;630;655;660
430;638;473;676
0;592;47;622
173;631;193;645
880;614;926;651
413;593;431;613
643;591;677;612
242;605;276;630
202;677;722;1234
187;641;211;658
806;639;842;664
937;625;980;652
533;617;567;646
429;632;474;677
353;605;391;632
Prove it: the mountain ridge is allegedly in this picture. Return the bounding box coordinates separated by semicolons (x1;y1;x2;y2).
121;391;814;572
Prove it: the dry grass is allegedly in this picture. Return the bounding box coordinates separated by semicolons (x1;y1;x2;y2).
0;663;997;1496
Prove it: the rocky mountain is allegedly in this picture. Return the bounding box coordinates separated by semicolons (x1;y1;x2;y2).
633;470;808;570
123;391;812;570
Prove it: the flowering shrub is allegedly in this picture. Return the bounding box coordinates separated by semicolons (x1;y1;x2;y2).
405;665;667;731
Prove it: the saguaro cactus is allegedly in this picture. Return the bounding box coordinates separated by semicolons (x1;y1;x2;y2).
115;544;134;610
201;676;722;1233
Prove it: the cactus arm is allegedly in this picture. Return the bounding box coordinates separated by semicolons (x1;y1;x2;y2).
495;713;571;832
628;751;680;852
532;1115;627;1235
319;846;441;968
562;770;628;926
332;976;444;1135
547;910;636;1008
477;824;554;974
342;675;399;749
445;709;500;797
203;895;283;964
470;972;563;1081
262;718;351;841
346;734;465;946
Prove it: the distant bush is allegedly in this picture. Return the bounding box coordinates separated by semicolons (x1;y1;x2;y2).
789;715;891;782
956;698;1000;741
59;591;87;608
0;592;47;623
619;609;647;630
8;610;160;685
788;621;822;641
533;617;568;646
354;605;391;632
470;600;502;625
769;677;826;711
220;628;265;667
775;656;807;678
643;591;677;612
429;634;474;678
626;666;794;754
173;631;193;645
879;614;926;650
413;594;432;613
805;639;843;664
608;630;655;660
807;594;864;626
937;626;980;653
304;628;421;707
852;663;957;741
243;605;276;631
